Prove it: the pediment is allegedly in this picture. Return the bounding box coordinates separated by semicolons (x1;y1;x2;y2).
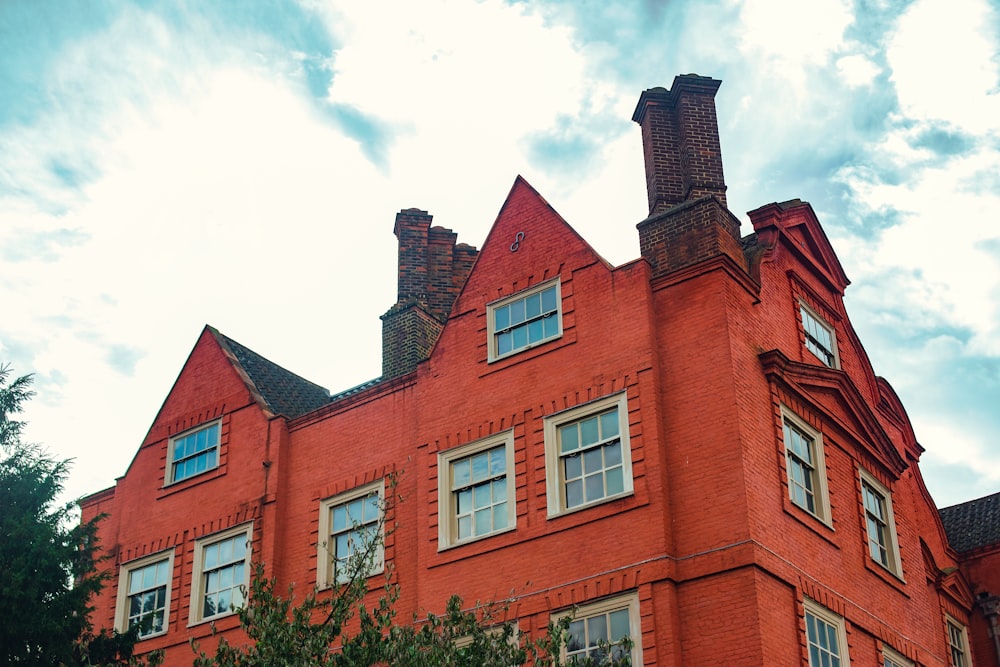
760;349;906;475
748;200;849;295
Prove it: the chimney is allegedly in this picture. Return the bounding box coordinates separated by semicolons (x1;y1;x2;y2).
633;74;727;214
633;75;745;278
381;209;478;379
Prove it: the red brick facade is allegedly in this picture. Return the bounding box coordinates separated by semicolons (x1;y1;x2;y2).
81;75;986;665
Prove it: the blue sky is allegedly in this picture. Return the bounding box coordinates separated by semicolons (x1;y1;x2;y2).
1;0;998;509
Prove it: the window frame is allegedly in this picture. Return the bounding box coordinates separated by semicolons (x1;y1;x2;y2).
800;301;839;368
882;645;913;667
555;593;642;666
804;598;850;667
438;431;516;550
317;480;385;589
188;523;252;626
946;617;970;667
544;392;633;518
166;420;221;486
487;279;562;362
781;407;832;527
114;550;174;640
859;470;903;578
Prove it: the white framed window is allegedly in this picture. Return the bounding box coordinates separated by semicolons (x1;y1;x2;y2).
438;431;515;548
804;599;850;667
189;523;251;625
317;480;384;588
487;280;561;361
545;392;632;517
946;617;970;667
167;420;220;484
782;408;831;525
860;470;903;577
800;302;838;368
114;551;173;639
882;645;913;667
556;593;642;665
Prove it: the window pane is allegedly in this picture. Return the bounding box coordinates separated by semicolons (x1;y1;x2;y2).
489;447;506;474
493;477;507;501
493;502;507;530
583;448;603;475
605;442;622;467
579;416;599;446
525;292;541;319
497;332;512;355
474;483;491;509
471;452;489;482
475;508;491;535
541;287;557;312
509;300;525;326
609;609;630;640
543;315;559;338
564;454;582;480
606;467;624;495
587;616;609;646
457;489;472;514
512;326;527;350
560;424;579;453
566;479;583;508
600;410;619;439
453;459;471;487
585;474;604;502
527;319;543;343
494;306;509;331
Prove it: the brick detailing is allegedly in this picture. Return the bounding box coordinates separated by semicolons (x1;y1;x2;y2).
380;301;443;379
632;74;727;215
382;208;479;378
636;196;745;277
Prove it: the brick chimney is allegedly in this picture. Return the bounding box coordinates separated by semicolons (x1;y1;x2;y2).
633;74;744;277
381;209;478;379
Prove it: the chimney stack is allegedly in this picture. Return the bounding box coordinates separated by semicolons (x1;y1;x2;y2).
633;75;744;278
381;209;478;379
633;74;728;215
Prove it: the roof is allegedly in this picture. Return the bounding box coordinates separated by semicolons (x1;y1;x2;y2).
216;332;331;419
939;490;1000;553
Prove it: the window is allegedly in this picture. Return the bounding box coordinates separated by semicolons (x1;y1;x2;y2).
557;594;642;666
882;646;913;667
317;481;384;588
438;432;515;548
168;421;220;484
804;599;850;667
114;551;173;639
860;471;902;576
800;303;838;367
488;280;561;361
946;618;969;667
782;409;831;524
545;393;632;516
189;524;251;624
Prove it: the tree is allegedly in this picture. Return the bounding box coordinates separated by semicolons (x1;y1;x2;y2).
0;364;157;666
193;480;632;667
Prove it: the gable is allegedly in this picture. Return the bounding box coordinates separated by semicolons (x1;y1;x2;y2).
760;349;907;475
452;176;613;315
748;199;850;295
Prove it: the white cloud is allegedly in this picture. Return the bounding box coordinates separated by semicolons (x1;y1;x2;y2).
887;0;1000;133
835;53;881;87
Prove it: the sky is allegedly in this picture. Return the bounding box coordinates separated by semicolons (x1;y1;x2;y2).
1;0;998;510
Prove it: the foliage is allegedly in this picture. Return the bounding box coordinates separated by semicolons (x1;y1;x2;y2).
193;478;632;667
0;364;157;666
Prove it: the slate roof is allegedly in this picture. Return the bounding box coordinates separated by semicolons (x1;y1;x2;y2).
216;332;331;419
939;490;1000;554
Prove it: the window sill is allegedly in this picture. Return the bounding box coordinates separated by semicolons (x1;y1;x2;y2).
548;490;634;520
438;524;517;553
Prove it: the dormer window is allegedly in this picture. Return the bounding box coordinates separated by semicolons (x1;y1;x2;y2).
800;303;838;368
487;280;561;361
168;421;220;484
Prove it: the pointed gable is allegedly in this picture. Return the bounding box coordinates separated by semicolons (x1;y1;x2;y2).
454;176;611;313
748;199;850;295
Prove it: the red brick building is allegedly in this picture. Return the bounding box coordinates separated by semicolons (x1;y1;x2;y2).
81;74;985;665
